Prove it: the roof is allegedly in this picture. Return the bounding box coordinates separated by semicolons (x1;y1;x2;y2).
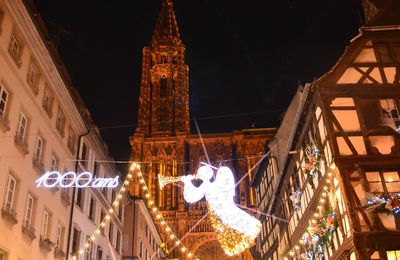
362;0;400;26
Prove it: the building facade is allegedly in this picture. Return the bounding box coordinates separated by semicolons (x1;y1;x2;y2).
0;0;125;259
128;0;276;259
122;197;165;260
252;1;400;259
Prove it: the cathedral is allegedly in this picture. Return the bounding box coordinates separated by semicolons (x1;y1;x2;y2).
128;0;275;259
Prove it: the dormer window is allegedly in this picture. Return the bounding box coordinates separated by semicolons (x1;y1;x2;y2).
8;33;23;66
27;60;40;94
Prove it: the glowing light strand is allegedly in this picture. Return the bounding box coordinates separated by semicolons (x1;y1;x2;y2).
283;170;336;260
131;163;198;259
71;170;131;259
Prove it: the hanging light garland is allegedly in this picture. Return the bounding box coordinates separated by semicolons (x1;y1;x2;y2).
130;162;198;259
366;192;400;215
283;169;336;260
72;167;133;259
303;142;322;189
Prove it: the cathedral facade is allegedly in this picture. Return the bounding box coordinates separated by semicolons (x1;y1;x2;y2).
128;0;275;259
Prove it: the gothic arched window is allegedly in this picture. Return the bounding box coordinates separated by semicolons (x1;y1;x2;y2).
160;77;167;97
158;106;167;131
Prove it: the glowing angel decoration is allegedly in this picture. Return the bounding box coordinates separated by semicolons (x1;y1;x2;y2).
180;165;261;256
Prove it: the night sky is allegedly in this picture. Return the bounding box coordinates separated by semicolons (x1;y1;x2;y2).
34;0;362;170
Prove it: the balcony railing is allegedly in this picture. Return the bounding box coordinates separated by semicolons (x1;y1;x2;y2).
1;203;18;225
39;236;54;251
14;134;29;155
22;220;36;240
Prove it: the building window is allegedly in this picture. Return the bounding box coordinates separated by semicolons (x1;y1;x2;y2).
380;98;400;129
0;83;9;119
100;210;105;235
8;33;23;65
85;236;92;260
0;248;7;260
50;154;59;172
160;77;167;97
4;175;17;211
40;209;51;239
88;196;95;221
81;142;88;167
108;222;114;244
116;230;121;253
139;240;143;257
67;127;76;153
96;246;103;260
33;135;44;165
26;60;40;93
76;188;84;209
42;85;54;117
71;227;80;255
387;250;400;260
16;112;28;144
55;224;65;250
56;107;66;136
366;171;400;193
23;194;35;229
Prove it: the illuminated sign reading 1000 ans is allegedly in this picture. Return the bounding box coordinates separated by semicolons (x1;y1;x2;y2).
36;171;120;188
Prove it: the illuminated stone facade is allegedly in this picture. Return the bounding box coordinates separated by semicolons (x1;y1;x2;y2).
252;1;400;259
129;0;276;259
0;1;125;259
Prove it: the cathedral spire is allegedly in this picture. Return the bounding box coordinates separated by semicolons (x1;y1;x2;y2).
151;0;182;48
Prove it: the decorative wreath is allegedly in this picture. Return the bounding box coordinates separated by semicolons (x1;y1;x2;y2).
303;142;322;189
366;193;400;215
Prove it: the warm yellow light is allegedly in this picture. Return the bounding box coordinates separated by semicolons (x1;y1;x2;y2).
96;229;100;234
85;243;90;248
113;201;119;206
121;187;126;191
79;249;84;254
326;179;331;184
181;247;186;252
314;213;319;217
124;180;129;185
105;215;110;220
295;245;300;250
311;219;317;224
148;200;154;205
101;222;106;227
91;236;95;240
317;206;322;209
289;251;294;256
109;208;114;213
139;179;145;184
145;193;150;198
118;194;122;199
156;214;161;219
152;207;157;212
161;221;166;225
187;253;192;257
127;173;133;178
166;227;171;232
175;241;180;246
170;234;174;239
320;199;325;203
143;186;148;190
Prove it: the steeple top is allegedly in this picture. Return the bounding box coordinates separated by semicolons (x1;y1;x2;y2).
151;0;183;48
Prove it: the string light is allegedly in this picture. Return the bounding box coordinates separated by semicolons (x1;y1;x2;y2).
73;163;133;259
284;169;336;259
130;163;199;259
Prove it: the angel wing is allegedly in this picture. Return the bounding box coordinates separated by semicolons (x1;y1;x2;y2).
214;166;235;198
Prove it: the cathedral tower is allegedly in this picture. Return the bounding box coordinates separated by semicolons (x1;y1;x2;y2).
136;0;189;137
129;1;276;259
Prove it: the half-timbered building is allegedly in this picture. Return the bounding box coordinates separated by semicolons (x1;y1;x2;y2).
252;0;400;259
